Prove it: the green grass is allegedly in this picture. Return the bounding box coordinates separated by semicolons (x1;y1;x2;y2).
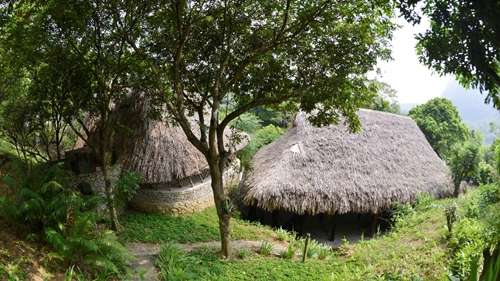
124;197;463;280
118;206;274;243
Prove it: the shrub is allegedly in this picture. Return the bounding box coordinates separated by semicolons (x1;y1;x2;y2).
448;218;487;279
477;161;493;185
114;169;141;210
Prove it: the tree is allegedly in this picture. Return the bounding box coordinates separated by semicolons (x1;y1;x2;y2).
367;80;401;114
0;0;141;230
397;0;500;107
449;140;479;197
118;0;396;259
408;98;470;160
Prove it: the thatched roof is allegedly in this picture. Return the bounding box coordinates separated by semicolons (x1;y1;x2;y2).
239;109;453;215
73;92;248;183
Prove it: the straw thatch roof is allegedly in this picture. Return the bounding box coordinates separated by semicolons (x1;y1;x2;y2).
73;92;248;183
239;109;453;215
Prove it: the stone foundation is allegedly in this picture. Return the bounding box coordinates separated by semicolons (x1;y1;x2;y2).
130;180;214;216
66;165;122;216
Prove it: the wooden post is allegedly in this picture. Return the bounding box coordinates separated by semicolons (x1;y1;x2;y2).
329;213;338;242
272;210;279;228
370;213;379;237
168;181;171;191
188;176;194;187
198;173;204;182
302;233;311;263
177;178;183;188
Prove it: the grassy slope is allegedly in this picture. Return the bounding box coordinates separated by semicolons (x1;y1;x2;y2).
120;199;455;281
119;207;275;243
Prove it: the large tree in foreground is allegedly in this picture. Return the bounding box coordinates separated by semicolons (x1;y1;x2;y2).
397;0;500;107
117;0;396;259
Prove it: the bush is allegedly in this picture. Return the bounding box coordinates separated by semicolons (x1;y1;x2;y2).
114;169;141;210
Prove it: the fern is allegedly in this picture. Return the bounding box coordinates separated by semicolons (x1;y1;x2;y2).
1;159;135;279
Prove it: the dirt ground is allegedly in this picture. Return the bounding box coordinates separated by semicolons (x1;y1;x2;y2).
0;218;65;280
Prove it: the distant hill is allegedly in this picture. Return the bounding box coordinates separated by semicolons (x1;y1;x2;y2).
400;103;420;115
440;79;499;122
440;79;500;145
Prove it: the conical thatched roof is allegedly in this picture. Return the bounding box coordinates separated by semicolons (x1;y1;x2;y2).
73;92;248;184
239;109;453;215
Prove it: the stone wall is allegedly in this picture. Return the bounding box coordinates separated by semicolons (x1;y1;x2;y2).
129;180;214;216
66;165;122;215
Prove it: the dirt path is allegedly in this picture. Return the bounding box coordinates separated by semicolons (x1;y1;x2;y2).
127;240;289;281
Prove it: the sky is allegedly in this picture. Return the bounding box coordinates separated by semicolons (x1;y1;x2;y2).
376;17;451;105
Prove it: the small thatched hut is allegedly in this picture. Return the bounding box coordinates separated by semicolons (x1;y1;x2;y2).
69;91;248;215
239;109;453;239
72;92;246;186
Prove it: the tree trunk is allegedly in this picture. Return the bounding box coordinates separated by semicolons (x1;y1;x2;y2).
209;162;232;259
101;151;120;231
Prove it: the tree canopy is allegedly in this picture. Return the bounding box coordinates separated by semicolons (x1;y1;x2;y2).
397;0;500;107
120;0;396;258
408;98;470;160
367;80;401;114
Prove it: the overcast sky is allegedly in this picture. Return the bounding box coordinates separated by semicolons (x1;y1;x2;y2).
376;17;451;105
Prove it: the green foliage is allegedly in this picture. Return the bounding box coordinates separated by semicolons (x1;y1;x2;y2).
465;185;500;219
259;240;274;256
114;169;141;209
414;192;436;211
408;98;470;160
449;140;480;197
477;161;494;185
448;218;486;279
448;185;500;280
0;160;134;279
280;245;297;260
276;227;290;242
367;80;401;114
156;242;188;280
238;124;284;169
227;113;263;135
449;253;500;281
391;202;415;227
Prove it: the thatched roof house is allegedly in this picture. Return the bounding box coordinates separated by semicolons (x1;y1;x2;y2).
239;109;453;217
72;92;248;185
